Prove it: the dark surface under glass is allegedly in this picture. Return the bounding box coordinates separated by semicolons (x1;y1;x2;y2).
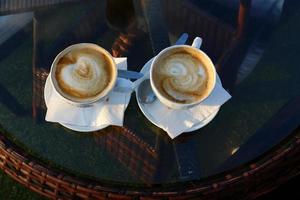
0;0;299;187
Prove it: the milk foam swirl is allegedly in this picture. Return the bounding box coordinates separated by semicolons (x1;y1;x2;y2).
55;49;111;99
154;53;207;103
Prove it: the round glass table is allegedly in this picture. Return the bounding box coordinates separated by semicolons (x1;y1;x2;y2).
0;0;300;199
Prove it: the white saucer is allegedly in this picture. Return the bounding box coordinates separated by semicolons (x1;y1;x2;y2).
44;76;109;132
135;58;221;133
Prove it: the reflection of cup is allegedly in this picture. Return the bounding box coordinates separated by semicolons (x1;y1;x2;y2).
50;43;117;106
106;0;136;32
150;38;216;109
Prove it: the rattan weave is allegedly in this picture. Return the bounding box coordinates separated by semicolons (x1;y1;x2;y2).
1;128;299;199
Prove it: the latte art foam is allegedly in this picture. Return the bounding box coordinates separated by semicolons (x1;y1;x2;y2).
55;48;112;99
153;51;211;104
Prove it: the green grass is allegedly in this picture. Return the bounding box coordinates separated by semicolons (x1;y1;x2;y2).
0;171;45;200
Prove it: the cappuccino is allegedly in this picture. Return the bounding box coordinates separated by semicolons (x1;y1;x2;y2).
50;44;117;105
152;47;215;104
55;48;113;100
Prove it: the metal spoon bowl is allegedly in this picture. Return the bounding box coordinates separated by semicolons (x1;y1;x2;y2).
137;79;156;104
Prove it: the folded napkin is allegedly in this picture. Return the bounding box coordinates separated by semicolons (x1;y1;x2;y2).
144;79;231;139
45;58;133;128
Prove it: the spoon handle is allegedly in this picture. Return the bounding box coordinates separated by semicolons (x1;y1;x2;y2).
174;33;188;45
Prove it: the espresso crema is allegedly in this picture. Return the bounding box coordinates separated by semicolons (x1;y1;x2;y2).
55;48;113;99
152;48;214;104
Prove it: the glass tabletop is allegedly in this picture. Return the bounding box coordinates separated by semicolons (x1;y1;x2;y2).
0;0;299;186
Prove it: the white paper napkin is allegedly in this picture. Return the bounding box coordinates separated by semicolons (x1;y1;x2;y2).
144;80;231;139
45;57;133;128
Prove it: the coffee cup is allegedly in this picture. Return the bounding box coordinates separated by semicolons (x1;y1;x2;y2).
50;43;118;106
150;37;216;109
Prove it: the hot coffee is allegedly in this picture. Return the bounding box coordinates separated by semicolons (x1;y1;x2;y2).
53;47;115;102
152;47;215;104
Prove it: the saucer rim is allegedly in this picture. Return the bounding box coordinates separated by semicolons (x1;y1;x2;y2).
44;75;110;132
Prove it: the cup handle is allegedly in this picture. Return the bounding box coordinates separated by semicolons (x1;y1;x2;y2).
191;37;202;49
113;78;134;93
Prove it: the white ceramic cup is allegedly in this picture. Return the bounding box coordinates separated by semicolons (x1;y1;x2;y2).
150;37;216;109
50;43;118;106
